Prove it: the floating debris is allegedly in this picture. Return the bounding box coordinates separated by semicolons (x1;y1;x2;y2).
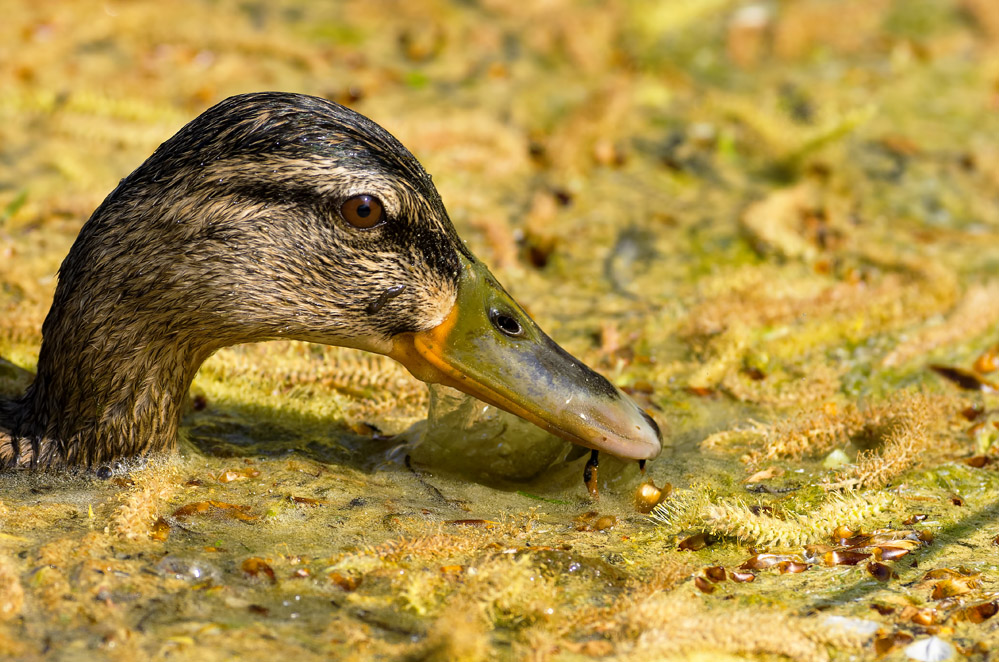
904;636;956;662
149;517;170;542
241;557;276;584
930;365;999;393
635;480;670;514
172;501;257;523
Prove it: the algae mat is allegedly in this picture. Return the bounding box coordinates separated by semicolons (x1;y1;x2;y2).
2;1;999;660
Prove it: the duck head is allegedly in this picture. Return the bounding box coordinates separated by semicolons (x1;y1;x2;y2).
16;92;660;468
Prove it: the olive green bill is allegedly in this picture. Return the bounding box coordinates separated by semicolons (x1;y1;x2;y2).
389;255;662;461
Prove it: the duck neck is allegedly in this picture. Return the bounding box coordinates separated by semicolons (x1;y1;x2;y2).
11;315;216;468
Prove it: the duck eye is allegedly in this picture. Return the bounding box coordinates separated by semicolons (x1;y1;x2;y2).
341;194;384;228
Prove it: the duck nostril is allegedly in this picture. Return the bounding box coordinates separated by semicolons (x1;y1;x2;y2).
490;309;523;338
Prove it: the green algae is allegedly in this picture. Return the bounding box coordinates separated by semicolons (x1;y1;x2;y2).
2;0;999;660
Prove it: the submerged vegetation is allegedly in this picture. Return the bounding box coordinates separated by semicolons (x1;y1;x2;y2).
2;0;999;659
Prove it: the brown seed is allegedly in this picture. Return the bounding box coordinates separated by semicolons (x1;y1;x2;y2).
745;466;782;483
191;394;208;411
635;481;668;514
678;533;710;551
248;604;269;616
875;632;914;655
973;345;999;374
241;557;276;584
903;514;927;525
149;517;170;542
832;525;855;541
740;553;787;570
922;568;967;580
961;405;983;421
867;561;894;582
329;572;360;592
910;608;937;626
218;467;260;483
574;513;609;532
965;601;999;623
964;455;991;468
804;544;835;560
840;534;872;548
992;534;999;547
930;364;999;392
824;550;870;566
932;577;980;600
593;515;617;531
777;560;809;574
704;566;727;583
694;576;715;593
349;421;382;436
950;494;965;506
875;546;910;562
729;570;756;583
866;532;922;548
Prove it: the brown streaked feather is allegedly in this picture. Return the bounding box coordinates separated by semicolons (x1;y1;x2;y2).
0;92;467;469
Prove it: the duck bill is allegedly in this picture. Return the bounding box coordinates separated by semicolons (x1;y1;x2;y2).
389;256;662;461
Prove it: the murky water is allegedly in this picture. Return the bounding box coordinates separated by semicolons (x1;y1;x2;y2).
2;1;999;659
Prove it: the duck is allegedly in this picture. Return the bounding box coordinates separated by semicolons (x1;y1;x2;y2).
0;91;661;482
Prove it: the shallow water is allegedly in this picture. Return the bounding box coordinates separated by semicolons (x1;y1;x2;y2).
2;1;999;660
